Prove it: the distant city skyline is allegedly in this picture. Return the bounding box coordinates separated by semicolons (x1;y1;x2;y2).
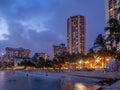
0;0;105;57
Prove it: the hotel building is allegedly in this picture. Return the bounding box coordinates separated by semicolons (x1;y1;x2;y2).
105;0;120;23
52;43;67;59
105;0;120;50
67;15;86;54
4;47;31;66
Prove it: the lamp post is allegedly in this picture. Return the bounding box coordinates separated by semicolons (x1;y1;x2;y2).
79;60;83;69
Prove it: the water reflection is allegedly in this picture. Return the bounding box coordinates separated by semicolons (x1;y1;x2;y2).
61;77;101;90
0;71;100;90
0;71;62;90
61;77;74;90
0;71;6;90
74;83;101;90
74;83;87;90
61;78;88;90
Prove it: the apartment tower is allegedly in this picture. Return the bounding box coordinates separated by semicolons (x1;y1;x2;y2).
105;0;120;50
67;15;86;54
105;0;120;23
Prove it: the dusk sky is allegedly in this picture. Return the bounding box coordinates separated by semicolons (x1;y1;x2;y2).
0;0;105;57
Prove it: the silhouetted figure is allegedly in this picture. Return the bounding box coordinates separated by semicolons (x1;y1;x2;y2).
46;73;48;76
26;74;28;77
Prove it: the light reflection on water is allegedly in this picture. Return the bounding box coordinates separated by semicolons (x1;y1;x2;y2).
61;77;74;90
74;83;87;90
0;71;100;90
61;77;99;90
74;83;101;90
61;77;101;90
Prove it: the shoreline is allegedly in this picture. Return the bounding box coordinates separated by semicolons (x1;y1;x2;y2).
1;70;120;90
22;70;120;90
15;70;105;90
13;70;102;89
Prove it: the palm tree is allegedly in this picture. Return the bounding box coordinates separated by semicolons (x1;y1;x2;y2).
93;34;106;51
86;48;95;61
105;18;120;50
93;34;108;68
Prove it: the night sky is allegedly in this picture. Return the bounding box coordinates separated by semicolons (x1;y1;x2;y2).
0;0;105;57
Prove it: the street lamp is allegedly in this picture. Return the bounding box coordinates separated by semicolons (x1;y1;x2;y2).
79;61;82;64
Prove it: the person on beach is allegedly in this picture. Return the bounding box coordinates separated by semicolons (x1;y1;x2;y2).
26;73;29;77
103;68;106;74
46;73;48;76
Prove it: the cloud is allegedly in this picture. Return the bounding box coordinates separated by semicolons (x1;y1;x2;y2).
0;0;105;58
0;20;63;56
0;17;9;40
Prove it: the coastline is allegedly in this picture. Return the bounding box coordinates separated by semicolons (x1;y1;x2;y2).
23;70;120;90
14;70;105;90
2;70;120;90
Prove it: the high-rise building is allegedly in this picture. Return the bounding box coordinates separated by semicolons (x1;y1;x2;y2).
105;0;120;23
105;0;120;50
67;15;86;54
52;43;67;59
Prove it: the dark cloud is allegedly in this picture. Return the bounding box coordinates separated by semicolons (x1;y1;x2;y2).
0;0;105;57
0;20;62;56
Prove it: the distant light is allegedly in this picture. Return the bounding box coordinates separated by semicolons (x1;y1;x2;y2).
75;83;87;90
79;61;82;64
96;59;100;63
106;58;109;61
85;61;89;64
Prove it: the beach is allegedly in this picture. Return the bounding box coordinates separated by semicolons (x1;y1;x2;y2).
1;70;120;90
18;70;120;90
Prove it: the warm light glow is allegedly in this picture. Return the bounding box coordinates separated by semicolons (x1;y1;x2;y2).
102;63;104;67
85;61;89;64
79;61;82;64
75;83;87;90
106;58;109;61
96;59;100;63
